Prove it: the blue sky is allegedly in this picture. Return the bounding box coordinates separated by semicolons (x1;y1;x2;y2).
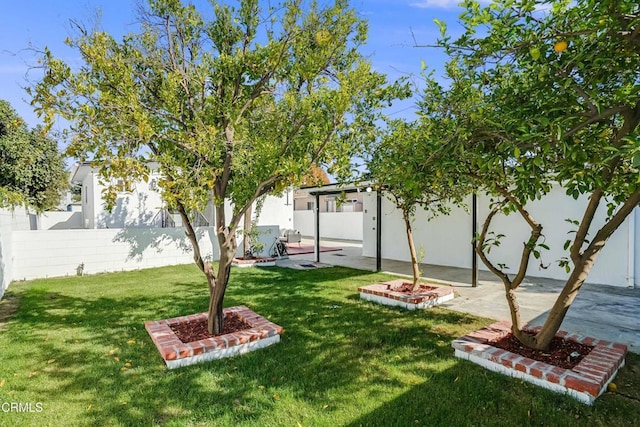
0;0;467;130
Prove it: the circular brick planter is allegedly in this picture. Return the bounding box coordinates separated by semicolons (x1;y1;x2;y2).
452;321;627;405
145;306;283;369
232;257;277;268
358;279;455;310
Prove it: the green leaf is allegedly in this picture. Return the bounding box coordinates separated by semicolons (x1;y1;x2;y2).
529;47;540;60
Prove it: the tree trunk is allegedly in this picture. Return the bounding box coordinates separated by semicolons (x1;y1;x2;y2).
242;203;253;258
402;209;422;290
527;191;640;350
532;255;596;349
207;237;236;335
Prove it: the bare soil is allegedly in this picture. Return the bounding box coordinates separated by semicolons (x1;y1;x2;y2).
0;293;20;331
389;282;437;294
492;333;593;370
170;314;253;343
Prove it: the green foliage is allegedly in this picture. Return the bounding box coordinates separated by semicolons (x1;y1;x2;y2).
429;0;640;349
433;0;640;269
30;0;404;330
0;99;67;211
31;0;401;225
365;116;472;286
367;117;472;217
447;0;640;206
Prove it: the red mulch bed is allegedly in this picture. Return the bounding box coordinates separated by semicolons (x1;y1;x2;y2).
492;333;594;369
389;282;437;294
170;314;253;343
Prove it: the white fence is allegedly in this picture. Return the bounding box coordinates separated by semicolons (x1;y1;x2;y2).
362;186;639;288
11;227;217;281
0;209;32;298
294;211;363;241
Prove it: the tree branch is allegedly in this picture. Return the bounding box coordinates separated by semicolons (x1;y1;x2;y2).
564;105;628;138
476;204;513;288
581;190;640;263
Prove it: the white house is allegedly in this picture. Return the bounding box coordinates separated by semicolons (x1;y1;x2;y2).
70;162;169;229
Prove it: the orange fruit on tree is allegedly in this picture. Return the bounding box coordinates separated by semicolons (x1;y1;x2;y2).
554;40;568;53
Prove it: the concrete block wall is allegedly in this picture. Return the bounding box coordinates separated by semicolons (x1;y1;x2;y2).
362;185;637;288
11;226;217;281
0;209;31;298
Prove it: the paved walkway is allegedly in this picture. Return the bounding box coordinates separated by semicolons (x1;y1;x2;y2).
280;239;640;353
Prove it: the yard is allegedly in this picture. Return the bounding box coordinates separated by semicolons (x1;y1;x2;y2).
1;264;639;426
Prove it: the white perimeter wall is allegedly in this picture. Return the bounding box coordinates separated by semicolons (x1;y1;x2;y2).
362;186;637;288
0;209;31;297
294;211;363;241
11;227;217;281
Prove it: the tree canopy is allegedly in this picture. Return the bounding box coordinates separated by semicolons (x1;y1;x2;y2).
366;118;471;287
427;0;640;349
0;99;67;211
31;0;404;334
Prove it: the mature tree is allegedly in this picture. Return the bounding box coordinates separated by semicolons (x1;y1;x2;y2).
366;119;470;289
32;0;401;334
429;0;640;350
0;99;67;211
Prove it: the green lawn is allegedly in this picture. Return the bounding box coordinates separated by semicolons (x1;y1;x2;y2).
0;264;639;426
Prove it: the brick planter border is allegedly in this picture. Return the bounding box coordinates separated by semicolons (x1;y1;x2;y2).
145;306;282;369
452;321;627;405
232;257;277;268
358;279;455;310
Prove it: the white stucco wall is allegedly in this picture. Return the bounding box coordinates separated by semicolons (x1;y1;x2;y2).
11;227;217;281
82;173;96;229
294;210;363;241
235;225;281;258
363;186;638;288
38;211;83;230
93;174;165;228
256;190;294;230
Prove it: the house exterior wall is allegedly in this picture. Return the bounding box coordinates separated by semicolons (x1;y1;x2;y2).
11;227;217;281
256;190;294;230
38;211;83;230
82;173;97;228
294;193;364;213
94;173;165;228
363;185;637;288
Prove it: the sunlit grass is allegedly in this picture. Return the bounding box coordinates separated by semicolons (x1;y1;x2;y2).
0;264;638;426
